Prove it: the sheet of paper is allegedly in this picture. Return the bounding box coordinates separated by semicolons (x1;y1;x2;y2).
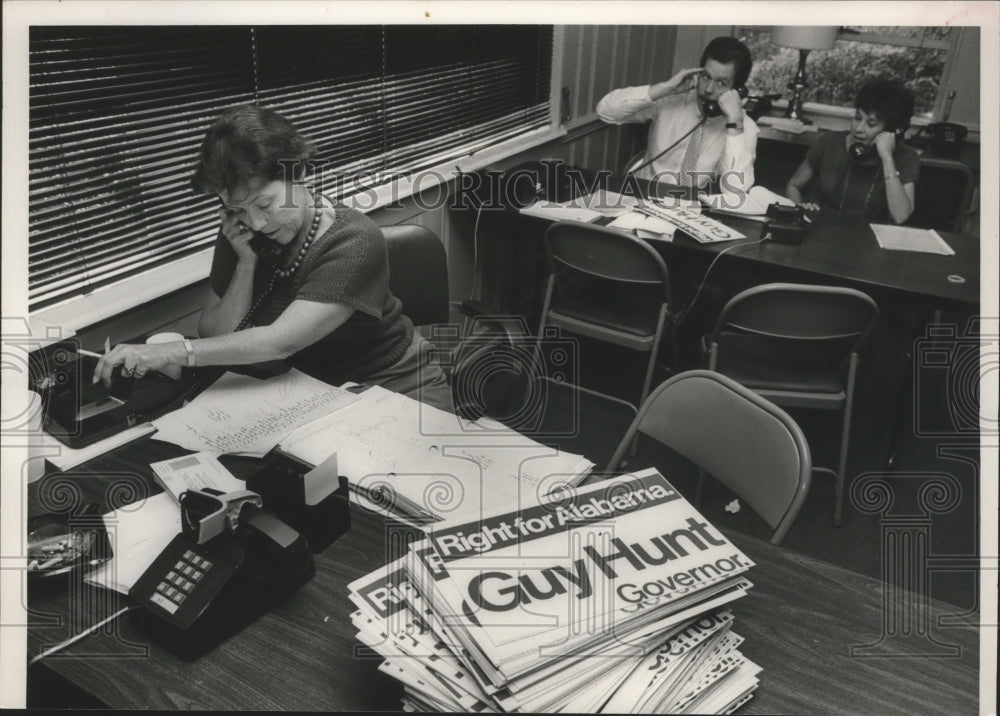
42;423;158;471
519;201;602;223
870;224;956;255
279;385;594;521
607;211;677;240
149;452;245;502
303;452;339;506
85;492;181;594
700;185;795;217
151;370;361;456
567;189;640;217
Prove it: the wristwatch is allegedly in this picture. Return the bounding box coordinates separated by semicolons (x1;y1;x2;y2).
183;338;196;367
725;122;743;132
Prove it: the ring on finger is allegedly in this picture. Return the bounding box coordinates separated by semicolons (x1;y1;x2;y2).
121;367;134;377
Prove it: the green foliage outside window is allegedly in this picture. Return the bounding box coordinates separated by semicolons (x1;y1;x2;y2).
739;29;948;118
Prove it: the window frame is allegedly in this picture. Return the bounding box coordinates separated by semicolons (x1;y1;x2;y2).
28;25;566;334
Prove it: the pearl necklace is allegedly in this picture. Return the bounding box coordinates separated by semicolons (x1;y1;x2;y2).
275;191;323;279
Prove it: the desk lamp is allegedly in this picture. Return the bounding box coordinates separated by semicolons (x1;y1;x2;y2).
771;26;839;122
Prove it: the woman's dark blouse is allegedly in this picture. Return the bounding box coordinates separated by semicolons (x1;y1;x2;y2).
804;131;920;222
209;205;413;386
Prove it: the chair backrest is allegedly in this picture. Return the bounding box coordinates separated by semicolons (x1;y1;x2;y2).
606;370;812;544
381;224;450;326
909;157;974;233
709;282;879;355
544;220;671;300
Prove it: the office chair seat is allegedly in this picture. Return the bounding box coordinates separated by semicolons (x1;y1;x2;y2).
548;291;661;340
712;333;845;395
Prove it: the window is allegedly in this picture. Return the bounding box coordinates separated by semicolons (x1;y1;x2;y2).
28;25;553;312
737;26;957;119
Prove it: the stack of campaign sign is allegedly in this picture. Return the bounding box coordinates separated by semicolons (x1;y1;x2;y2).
347;468;761;712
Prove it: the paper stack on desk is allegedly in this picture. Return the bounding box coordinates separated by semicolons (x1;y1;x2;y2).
346;468;760;713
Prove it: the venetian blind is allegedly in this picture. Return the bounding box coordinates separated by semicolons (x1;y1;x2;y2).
29;25;553;311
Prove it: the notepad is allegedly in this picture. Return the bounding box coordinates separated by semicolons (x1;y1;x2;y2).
870;224;955;255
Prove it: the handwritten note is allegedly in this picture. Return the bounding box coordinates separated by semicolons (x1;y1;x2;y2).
151;370;361;456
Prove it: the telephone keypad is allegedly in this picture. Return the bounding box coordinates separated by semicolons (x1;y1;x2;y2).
148;548;215;615
130;532;243;629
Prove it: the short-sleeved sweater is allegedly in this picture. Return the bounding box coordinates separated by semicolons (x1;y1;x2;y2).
209;204;414;386
804;131;920;222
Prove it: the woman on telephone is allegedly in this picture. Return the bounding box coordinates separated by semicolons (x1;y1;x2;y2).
785;79;919;224
93;105;454;412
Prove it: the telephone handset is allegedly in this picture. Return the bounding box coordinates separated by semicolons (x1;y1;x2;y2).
248;231;283;258
701;85;749;119
849;127;906;159
129;488;314;659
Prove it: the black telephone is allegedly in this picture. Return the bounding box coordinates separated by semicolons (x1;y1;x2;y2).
248;231;283;258
922;122;968;156
701;85;749;119
742;93;780;122
129;488;314;659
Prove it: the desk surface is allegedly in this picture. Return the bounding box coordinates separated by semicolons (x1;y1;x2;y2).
524;181;980;308
26;440;980;714
674;209;980;307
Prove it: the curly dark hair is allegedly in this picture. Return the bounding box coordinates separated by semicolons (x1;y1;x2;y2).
855;79;916;133
190;104;317;196
700;36;753;88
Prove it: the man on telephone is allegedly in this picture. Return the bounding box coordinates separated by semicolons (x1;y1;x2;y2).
785;79;919;224
596;36;758;191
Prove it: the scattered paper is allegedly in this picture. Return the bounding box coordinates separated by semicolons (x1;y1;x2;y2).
519;201;602;223
607;210;677;240
870;224;955;255
42;423;158;471
149;452;245;502
279;385;594;522
85;492;181;594
151;369;361;456
700;185;795;218
567;189;640;217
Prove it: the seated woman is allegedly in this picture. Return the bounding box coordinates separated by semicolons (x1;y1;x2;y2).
94;104;454;412
785;79;919;224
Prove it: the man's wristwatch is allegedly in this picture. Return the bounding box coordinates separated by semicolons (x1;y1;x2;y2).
725;122;743;132
183;338;196;367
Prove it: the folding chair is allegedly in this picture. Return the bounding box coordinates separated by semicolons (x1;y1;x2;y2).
538;220;677;411
705;283;879;526
606;370;812;545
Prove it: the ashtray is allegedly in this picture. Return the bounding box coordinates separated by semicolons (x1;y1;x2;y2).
27;505;113;580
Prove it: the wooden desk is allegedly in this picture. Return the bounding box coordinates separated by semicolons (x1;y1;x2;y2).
26;439;980;713
663;209;980;309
